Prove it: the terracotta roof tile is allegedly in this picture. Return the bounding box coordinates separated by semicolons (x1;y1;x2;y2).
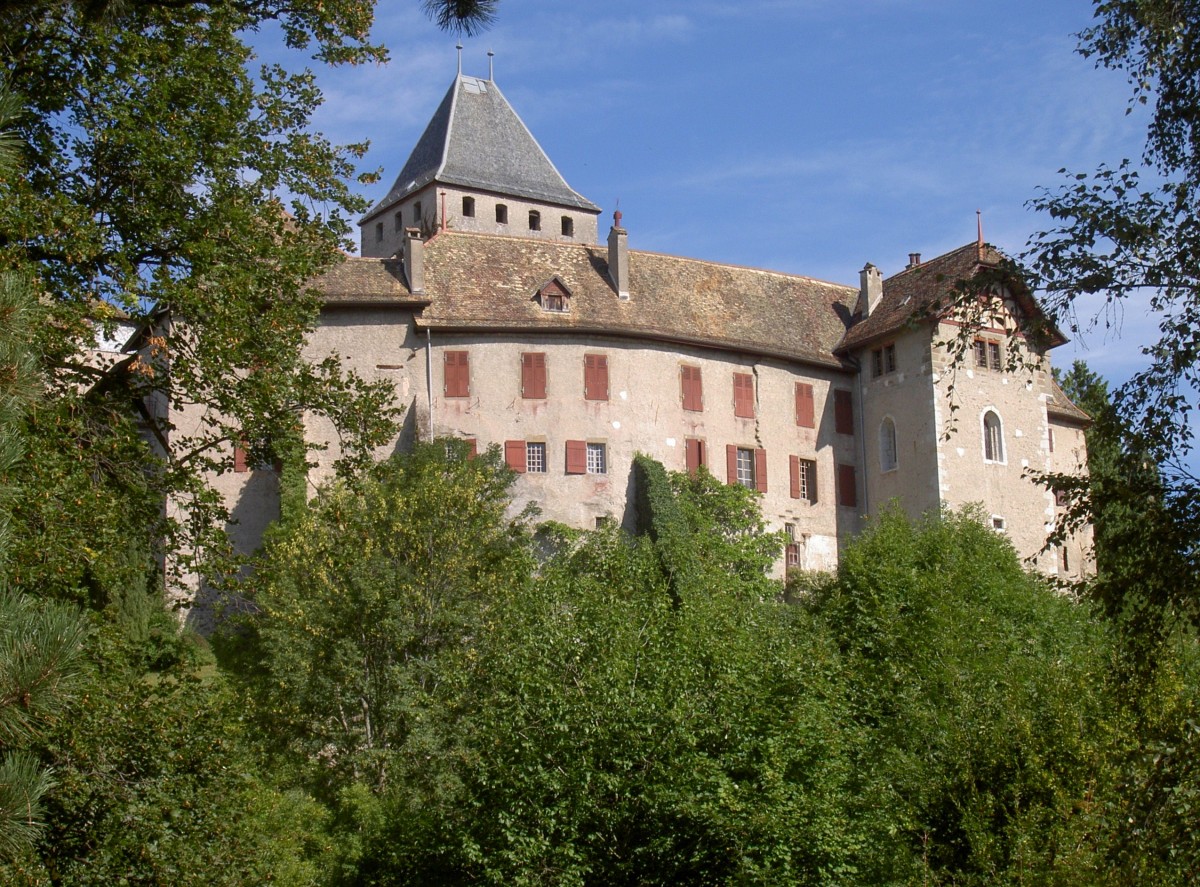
414;231;857;367
314;257;427;306
1046;376;1092;425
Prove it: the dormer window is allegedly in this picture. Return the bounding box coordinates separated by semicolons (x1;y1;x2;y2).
529;210;541;232
462;196;475;218
561;216;574;237
535;277;570;312
496;204;508;224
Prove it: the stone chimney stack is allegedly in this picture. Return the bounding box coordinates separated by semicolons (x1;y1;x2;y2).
607;210;629;300
857;262;883;317
403;227;425;294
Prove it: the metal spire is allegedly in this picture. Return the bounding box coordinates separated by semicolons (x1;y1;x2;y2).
487;50;494;81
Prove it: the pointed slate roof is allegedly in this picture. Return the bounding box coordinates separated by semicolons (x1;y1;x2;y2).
363;76;600;223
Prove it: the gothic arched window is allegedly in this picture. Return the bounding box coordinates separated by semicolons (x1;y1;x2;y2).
879;417;898;472
983;410;1005;463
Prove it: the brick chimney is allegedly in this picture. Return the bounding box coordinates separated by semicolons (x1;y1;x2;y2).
857;262;883;317
607;210;629;299
403;227;425;294
907;252;922;269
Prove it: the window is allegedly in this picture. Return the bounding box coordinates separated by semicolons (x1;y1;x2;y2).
879;417;898;472
496;203;508;224
785;523;800;569
790;456;818;503
561;216;574;237
991;516;1006;532
586;442;607;474
565;440;606;475
233;441;249;473
526;441;546;473
413;200;422;224
974;338;1003;371
685;438;706;474
834;389;854;435
504;440;527;473
681;365;703;411
726;445;767;493
870;343;896;377
1055;488;1069;508
394;210;403;232
733;372;755;418
462;196;475;218
443;350;470;398
584;354;608;401
1048;426;1055;453
521;352;547;399
537;279;569;312
444;438;477;460
983;410;1004;462
1060;545;1070;572
528;210;541;231
837;463;857;507
375;221;383;242
795;382;815;428
544;292;565;311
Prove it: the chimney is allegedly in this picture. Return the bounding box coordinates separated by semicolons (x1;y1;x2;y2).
857;263;883;317
403;227;425;294
607;210;629;299
907;252;922;269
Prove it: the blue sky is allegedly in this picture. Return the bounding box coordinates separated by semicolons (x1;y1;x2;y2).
267;0;1153;388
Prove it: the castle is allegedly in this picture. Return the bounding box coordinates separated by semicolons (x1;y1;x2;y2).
213;69;1092;589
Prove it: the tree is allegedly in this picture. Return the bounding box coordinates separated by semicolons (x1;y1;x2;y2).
0;0;500;605
1025;3;1200;537
804;507;1120;884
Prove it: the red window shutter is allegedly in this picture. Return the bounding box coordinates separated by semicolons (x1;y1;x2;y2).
795;383;815;428
754;448;768;494
565;439;587;474
681;365;703;411
467;438;477;459
233;441;248;473
584;354;608;401
521;352;547;399
504;440;526;473
834;389;854;435
685;438;705;474
733;372;755;418
726;444;738;485
837;463;857;507
444;350;470;398
789;455;800;499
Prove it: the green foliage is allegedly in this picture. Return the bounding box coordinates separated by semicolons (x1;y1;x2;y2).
806;507;1117;884
244;440;533;796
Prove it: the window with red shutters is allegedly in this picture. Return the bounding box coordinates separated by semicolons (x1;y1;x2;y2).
521;352;547;399
504;440;526;473
565;439;587;474
790;455;818;502
726;444;766;491
681;365;703;411
233;442;248;473
733;372;755;418
584;354;608;401
444;350;470;398
795;382;815;428
685;438;706;474
834;388;854;435
837;463;857;507
466;438;477;459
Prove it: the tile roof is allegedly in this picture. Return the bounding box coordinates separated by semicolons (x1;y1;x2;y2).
320;231;858;368
314;257;429;306
1046;376;1092;425
364;76;600;222
836;242;1067;353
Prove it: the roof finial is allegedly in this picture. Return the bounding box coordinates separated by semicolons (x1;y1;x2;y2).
456;43;463;76
487;50;494;81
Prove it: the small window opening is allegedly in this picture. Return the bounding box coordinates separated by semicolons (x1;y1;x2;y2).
495;203;508;224
561;216;574;237
529;210;541;231
394;211;403;232
375;221;383;242
880;418;898;472
462;196;475;218
413;200;422;224
992;516;1006;532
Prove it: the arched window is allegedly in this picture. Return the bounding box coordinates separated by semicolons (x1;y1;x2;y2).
528;209;541;231
879;417;898;472
983;410;1004;462
462;196;475;218
495;204;508;224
